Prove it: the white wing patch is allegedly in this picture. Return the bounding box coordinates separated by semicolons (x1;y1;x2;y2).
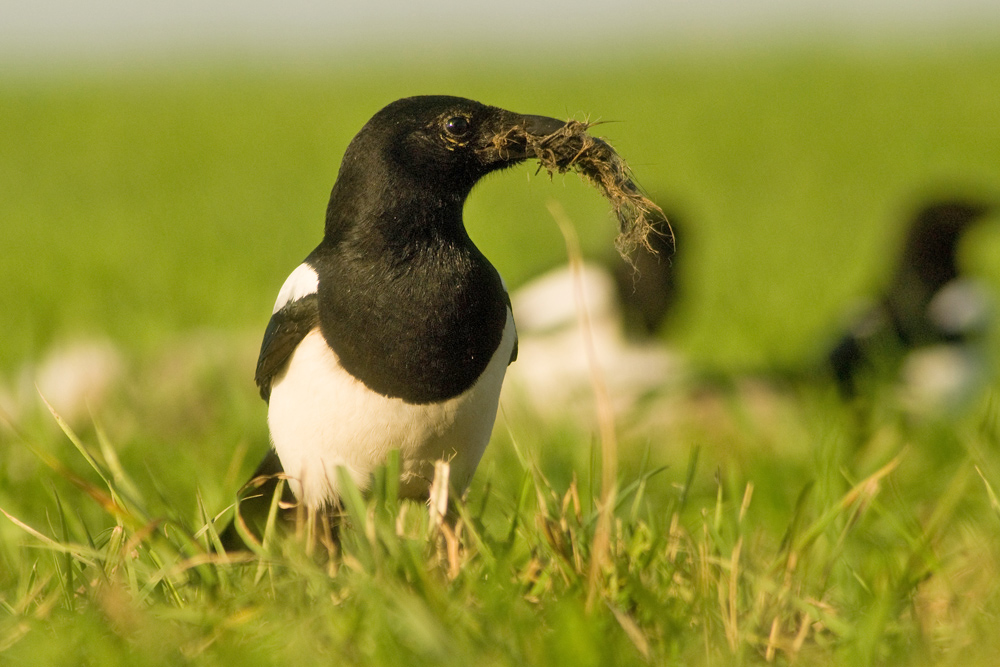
273;263;320;314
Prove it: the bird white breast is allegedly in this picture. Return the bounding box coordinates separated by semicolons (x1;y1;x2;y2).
266;310;516;509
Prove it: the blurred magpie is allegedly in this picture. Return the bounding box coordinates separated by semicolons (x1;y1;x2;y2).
612;211;680;338
223;96;568;545
828;198;994;398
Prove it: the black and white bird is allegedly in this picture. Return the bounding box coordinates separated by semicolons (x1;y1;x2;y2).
828;198;995;401
224;96;569;544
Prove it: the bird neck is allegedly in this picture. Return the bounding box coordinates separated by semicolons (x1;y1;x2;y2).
309;186;506;403
323;168;470;251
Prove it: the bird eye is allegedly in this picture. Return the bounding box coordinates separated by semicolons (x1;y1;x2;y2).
444;116;470;136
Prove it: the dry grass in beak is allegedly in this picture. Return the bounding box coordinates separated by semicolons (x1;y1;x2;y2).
526;120;670;262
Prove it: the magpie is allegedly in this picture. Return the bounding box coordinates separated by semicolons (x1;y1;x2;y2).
828;198;994;398
223;96;569;546
503;261;684;420
612;211;680;338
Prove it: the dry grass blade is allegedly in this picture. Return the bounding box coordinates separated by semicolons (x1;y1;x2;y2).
976;465;1000;518
547;201;618;611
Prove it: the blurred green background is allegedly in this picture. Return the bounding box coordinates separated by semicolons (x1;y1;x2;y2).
4;43;1000;381
1;2;999;404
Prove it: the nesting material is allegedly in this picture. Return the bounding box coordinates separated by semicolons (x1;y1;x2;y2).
496;119;669;261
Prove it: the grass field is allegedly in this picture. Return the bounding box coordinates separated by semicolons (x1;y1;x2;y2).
3;43;1000;665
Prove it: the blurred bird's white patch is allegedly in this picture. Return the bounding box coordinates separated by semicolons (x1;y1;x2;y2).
503;263;684;419
898;344;986;414
927;279;991;336
29;338;125;424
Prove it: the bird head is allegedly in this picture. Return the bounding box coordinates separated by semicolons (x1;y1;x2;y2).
901;198;996;288
334;95;567;200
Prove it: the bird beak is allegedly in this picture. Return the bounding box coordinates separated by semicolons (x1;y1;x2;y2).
521;114;569;139
479;111;569;165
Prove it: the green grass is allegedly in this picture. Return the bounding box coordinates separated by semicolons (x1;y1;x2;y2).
4;363;1000;665
3;43;1000;665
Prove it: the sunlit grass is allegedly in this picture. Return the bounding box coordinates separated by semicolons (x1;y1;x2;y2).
4;44;1000;666
3;337;1000;665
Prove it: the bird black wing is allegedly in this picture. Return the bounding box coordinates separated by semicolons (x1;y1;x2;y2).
254;294;320;401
